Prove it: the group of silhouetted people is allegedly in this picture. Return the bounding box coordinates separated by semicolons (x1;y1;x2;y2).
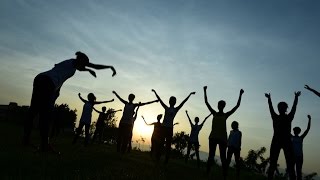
23;52;319;180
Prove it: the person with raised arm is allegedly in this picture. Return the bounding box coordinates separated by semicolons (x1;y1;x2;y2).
23;51;116;152
185;110;212;167
292;115;311;180
204;86;244;180
265;91;301;180
113;91;158;154
152;89;195;164
142;114;163;159
73;93;114;146
304;85;320;97
91;107;122;144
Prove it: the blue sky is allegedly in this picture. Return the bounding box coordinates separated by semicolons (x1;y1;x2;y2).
1;0;320;174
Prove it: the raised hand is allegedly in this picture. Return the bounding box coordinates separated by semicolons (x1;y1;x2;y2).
190;92;196;95
78;93;81;96
203;86;207;91
240;89;244;95
265;93;270;98
308;115;311;120
151;89;156;93
112;91;116;94
89;69;96;77
295;91;301;97
304;85;311;90
111;67;116;77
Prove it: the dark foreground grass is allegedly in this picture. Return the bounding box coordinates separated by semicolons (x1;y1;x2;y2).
1;121;270;180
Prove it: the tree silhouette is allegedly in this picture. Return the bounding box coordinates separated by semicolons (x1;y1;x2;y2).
304;172;318;180
102;108;119;144
171;131;189;157
243;147;270;174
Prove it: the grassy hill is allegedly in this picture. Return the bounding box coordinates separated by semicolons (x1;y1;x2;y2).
1;121;277;180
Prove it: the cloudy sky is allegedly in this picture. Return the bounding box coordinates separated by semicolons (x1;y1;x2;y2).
1;0;320;174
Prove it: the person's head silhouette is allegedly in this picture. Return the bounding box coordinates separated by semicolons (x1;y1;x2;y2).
102;106;106;112
231;121;239;130
128;94;135;103
218;100;226;111
293;127;301;136
74;51;90;70
169;96;176;107
157;114;163;122
194;117;199;124
277;102;288;115
88;93;96;103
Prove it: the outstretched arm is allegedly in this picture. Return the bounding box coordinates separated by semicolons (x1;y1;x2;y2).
305;85;320;97
185;110;193;126
289;91;301;118
301;115;311;139
200;113;212;126
93;107;102;114
151;89;168;108
176;92;196;110
78;93;88;103
265;93;276;118
203;86;216;115
110;109;122;114
112;91;127;104
138;99;159;107
133;105;141;121
86;63;116;77
141;116;153;126
226;89;244;117
95;99;114;105
173;122;179;126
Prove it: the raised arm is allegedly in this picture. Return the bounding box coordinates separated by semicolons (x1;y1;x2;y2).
78;93;88;103
203;86;216;115
201;113;212;126
305;85;320;97
86;63;116;77
110;109;122;114
141;116;153;126
112;91;127;104
93;107;102;114
226;89;244;117
176;92;196;110
185;110;193;125
301;115;311;139
288;91;301;117
151;89;168;108
265;93;276;117
95;99;114;105
137;99;159;107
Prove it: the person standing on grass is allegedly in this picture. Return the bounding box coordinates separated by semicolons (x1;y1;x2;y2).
72;93;114;146
91;107;122;144
151;89;195;164
113;91;158;154
23;51;116;152
292;115;311;180
265;91;301;180
226;121;242;180
185;110;211;167
204;86;244;180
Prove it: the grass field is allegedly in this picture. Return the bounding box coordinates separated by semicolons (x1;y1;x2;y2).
0;121;273;180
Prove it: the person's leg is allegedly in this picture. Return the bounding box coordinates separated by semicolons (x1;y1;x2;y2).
207;138;218;173
127;127;133;153
195;142;200;168
268;139;281;180
73;122;85;144
185;141;192;162
218;141;228;179
91;127;99;144
117;123;124;152
283;141;296;180
84;124;90;146
295;156;303;180
164;127;173;164
226;146;234;176
234;149;241;180
121;124;131;153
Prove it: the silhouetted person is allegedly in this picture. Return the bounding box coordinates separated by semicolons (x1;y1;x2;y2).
142;114;163;160
185;110;211;167
226;121;242;180
292;115;311;180
204;86;244;180
265;91;301;180
304;85;320;97
23;51;116;151
127;105;140;152
113;91;158;154
72;93;113;146
91;107;122;144
152;89;195;164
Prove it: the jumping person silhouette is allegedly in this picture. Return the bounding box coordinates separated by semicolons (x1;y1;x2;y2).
226;121;242;180
23;51;116;152
113;91;158;154
204;86;244;180
292;115;311;180
91;107;122;144
265;91;301;180
127;105;140;152
304;85;320;97
142;114;163;160
152;89;195;164
185;110;211;167
72;93;114;146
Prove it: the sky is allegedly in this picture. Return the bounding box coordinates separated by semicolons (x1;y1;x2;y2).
1;0;320;174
